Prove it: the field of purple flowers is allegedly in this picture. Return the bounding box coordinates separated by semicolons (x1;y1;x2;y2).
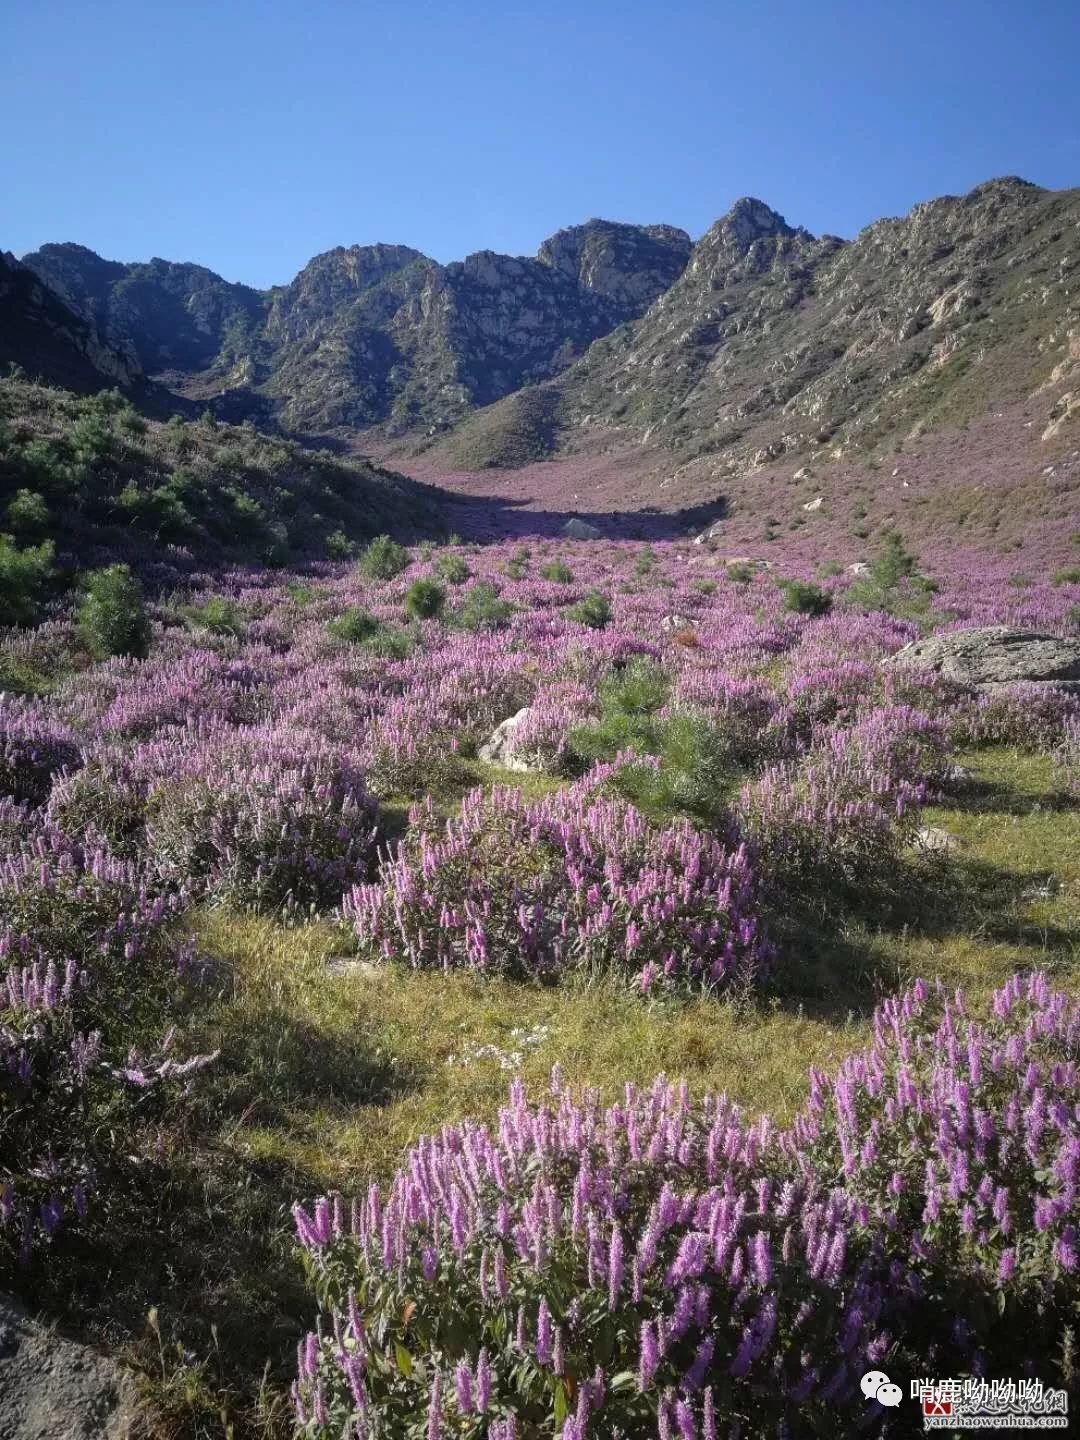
1;525;1079;1436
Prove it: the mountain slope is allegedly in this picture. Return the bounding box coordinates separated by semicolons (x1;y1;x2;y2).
549;178;1080;470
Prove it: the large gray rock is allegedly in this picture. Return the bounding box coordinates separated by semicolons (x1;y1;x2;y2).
561;518;603;540
887;627;1080;687
478;708;537;771
0;1293;135;1439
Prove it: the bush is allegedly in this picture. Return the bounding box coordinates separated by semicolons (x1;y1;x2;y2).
404;577;446;620
358;534;409;582
633;544;656;577
5;488;50;537
0;535;54;628
435;553;470;585
78;564;151;659
146;725;379;912
346;781;768;993
848;530;931;617
326;607;381;645
738;705;946;888
0;696;82;804
46;751;150;857
293;971;1076;1438
780;579;832;616
182;595;245;637
505;547;530;580
726;561;753;584
452;582;514;632
0;816;211;1265
1052;566;1080;586
325;529;355;561
540;559;573;583
565;590;611;629
690;578;717;596
366;625;416;660
566;657;670;766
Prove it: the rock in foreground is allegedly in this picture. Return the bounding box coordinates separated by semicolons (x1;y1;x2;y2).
0;1294;135;1440
887;627;1080;687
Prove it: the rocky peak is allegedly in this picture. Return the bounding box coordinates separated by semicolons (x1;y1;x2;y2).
536;219;692;312
712;198;797;251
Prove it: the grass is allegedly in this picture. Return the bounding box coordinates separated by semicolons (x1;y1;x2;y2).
18;745;1079;1437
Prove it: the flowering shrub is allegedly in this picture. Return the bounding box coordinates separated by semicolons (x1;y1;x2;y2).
791;970;1080;1377
145;724;379;912
0;696;82;804
738;706;947;885
291;971;1079;1438
344;783;769;994
46;749;152;856
949;683;1080;752
0;820;211;1264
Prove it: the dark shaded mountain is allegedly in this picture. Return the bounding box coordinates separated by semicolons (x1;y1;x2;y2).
21;242;266;375
0;250;143;393
20;221;692;435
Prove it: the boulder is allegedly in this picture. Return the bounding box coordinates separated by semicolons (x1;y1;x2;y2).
478;708;537;771
886;627;1080;688
561;518;602;540
802;496;824;512
0;1293;135;1440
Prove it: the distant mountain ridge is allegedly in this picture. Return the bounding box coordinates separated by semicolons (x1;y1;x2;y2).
20;220;692;433
11;177;1080;477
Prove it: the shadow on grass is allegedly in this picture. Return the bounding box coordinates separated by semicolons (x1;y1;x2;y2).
765;848;1078;1022
948;775;1080;818
9;1000;421;1438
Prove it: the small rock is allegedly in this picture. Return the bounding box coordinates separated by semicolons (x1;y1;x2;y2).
793;465;811;480
847;562;870;575
660;614;692;633
803;496;824;512
478;708;537;771
914;827;959;853
326;957;381;978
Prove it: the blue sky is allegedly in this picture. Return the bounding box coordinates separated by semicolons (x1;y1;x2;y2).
4;0;1079;289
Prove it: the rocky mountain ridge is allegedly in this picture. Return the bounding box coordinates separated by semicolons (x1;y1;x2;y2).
20;219;692;433
11;178;1080;477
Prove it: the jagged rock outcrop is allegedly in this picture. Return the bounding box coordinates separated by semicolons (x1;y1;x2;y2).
537;219;692;312
16;177;1080;457
21;242;266;373
551;178;1080;467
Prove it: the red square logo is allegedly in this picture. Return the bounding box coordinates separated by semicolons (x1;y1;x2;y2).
923;1393;952;1417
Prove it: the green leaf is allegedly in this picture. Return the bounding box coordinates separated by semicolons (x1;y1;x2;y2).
395;1341;414;1378
609;1371;638;1393
554;1380;568;1427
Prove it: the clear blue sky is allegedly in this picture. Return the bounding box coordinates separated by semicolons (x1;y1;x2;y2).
4;0;1079;289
